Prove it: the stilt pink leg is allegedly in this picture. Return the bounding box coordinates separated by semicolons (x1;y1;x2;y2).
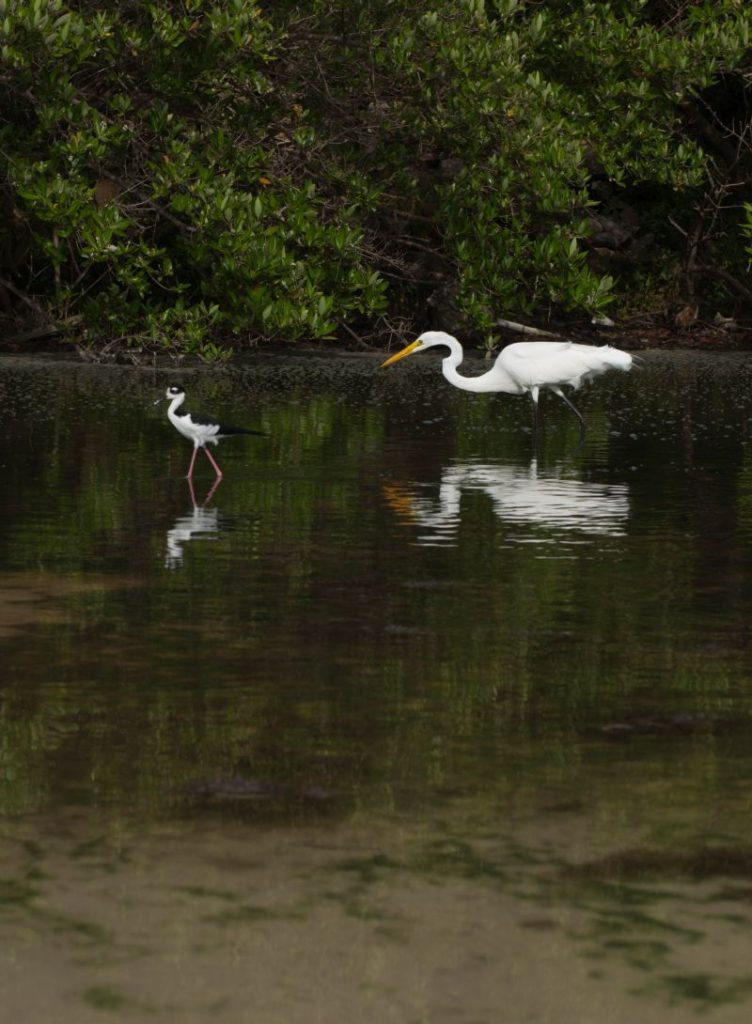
186;475;221;507
203;476;222;505
186;447;198;479
203;447;223;478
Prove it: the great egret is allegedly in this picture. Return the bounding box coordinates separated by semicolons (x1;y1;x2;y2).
158;385;265;479
381;331;633;433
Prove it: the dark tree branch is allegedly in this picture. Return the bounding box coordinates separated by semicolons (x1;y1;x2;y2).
692;265;752;304
0;276;55;324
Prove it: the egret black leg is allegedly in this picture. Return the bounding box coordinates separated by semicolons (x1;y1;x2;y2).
529;385;540;433
552;386;586;439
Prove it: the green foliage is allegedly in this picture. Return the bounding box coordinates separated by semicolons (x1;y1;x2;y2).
0;0;387;355
300;0;751;331
0;0;750;354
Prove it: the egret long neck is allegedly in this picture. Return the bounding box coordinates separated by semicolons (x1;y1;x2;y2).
440;341;520;394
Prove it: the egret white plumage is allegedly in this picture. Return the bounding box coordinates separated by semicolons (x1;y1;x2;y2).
159;385;264;479
381;331;633;434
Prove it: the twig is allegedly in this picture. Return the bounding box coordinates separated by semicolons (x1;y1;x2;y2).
97;171;197;235
692;265;752;304
496;317;559;337
0;276;55;324
6;324;62;344
340;321;377;350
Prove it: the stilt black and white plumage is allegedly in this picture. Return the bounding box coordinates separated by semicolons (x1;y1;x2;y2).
159;385;264;479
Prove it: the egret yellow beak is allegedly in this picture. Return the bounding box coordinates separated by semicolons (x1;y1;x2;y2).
380;339;422;368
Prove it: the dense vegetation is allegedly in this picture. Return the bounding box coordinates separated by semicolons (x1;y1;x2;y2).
1;0;751;358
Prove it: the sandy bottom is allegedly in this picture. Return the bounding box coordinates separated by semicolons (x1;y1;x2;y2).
1;806;751;1024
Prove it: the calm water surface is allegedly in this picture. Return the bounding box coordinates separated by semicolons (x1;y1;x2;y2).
2;350;752;1022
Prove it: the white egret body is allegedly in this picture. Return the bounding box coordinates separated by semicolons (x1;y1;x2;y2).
381;331;633;432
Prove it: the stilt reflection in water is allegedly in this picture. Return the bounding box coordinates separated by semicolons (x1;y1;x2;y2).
165;477;222;568
383;459;630;548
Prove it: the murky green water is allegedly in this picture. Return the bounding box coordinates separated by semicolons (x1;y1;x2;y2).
2;349;752;1022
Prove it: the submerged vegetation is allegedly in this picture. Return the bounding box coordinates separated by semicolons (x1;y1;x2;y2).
0;0;751;357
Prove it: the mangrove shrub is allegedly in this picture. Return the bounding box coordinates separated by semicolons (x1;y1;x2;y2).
1;0;750;355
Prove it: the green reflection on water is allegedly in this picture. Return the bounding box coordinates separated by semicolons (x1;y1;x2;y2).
0;352;751;837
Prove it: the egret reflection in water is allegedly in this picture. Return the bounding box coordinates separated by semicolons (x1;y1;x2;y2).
383;460;630;548
165;477;223;568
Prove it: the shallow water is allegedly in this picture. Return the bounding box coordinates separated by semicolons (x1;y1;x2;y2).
1;349;752;1022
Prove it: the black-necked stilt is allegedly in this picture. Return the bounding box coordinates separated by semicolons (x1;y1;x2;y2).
158;385;264;479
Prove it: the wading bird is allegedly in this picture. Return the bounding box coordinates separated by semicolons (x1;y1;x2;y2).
159;385;265;479
381;331;633;434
